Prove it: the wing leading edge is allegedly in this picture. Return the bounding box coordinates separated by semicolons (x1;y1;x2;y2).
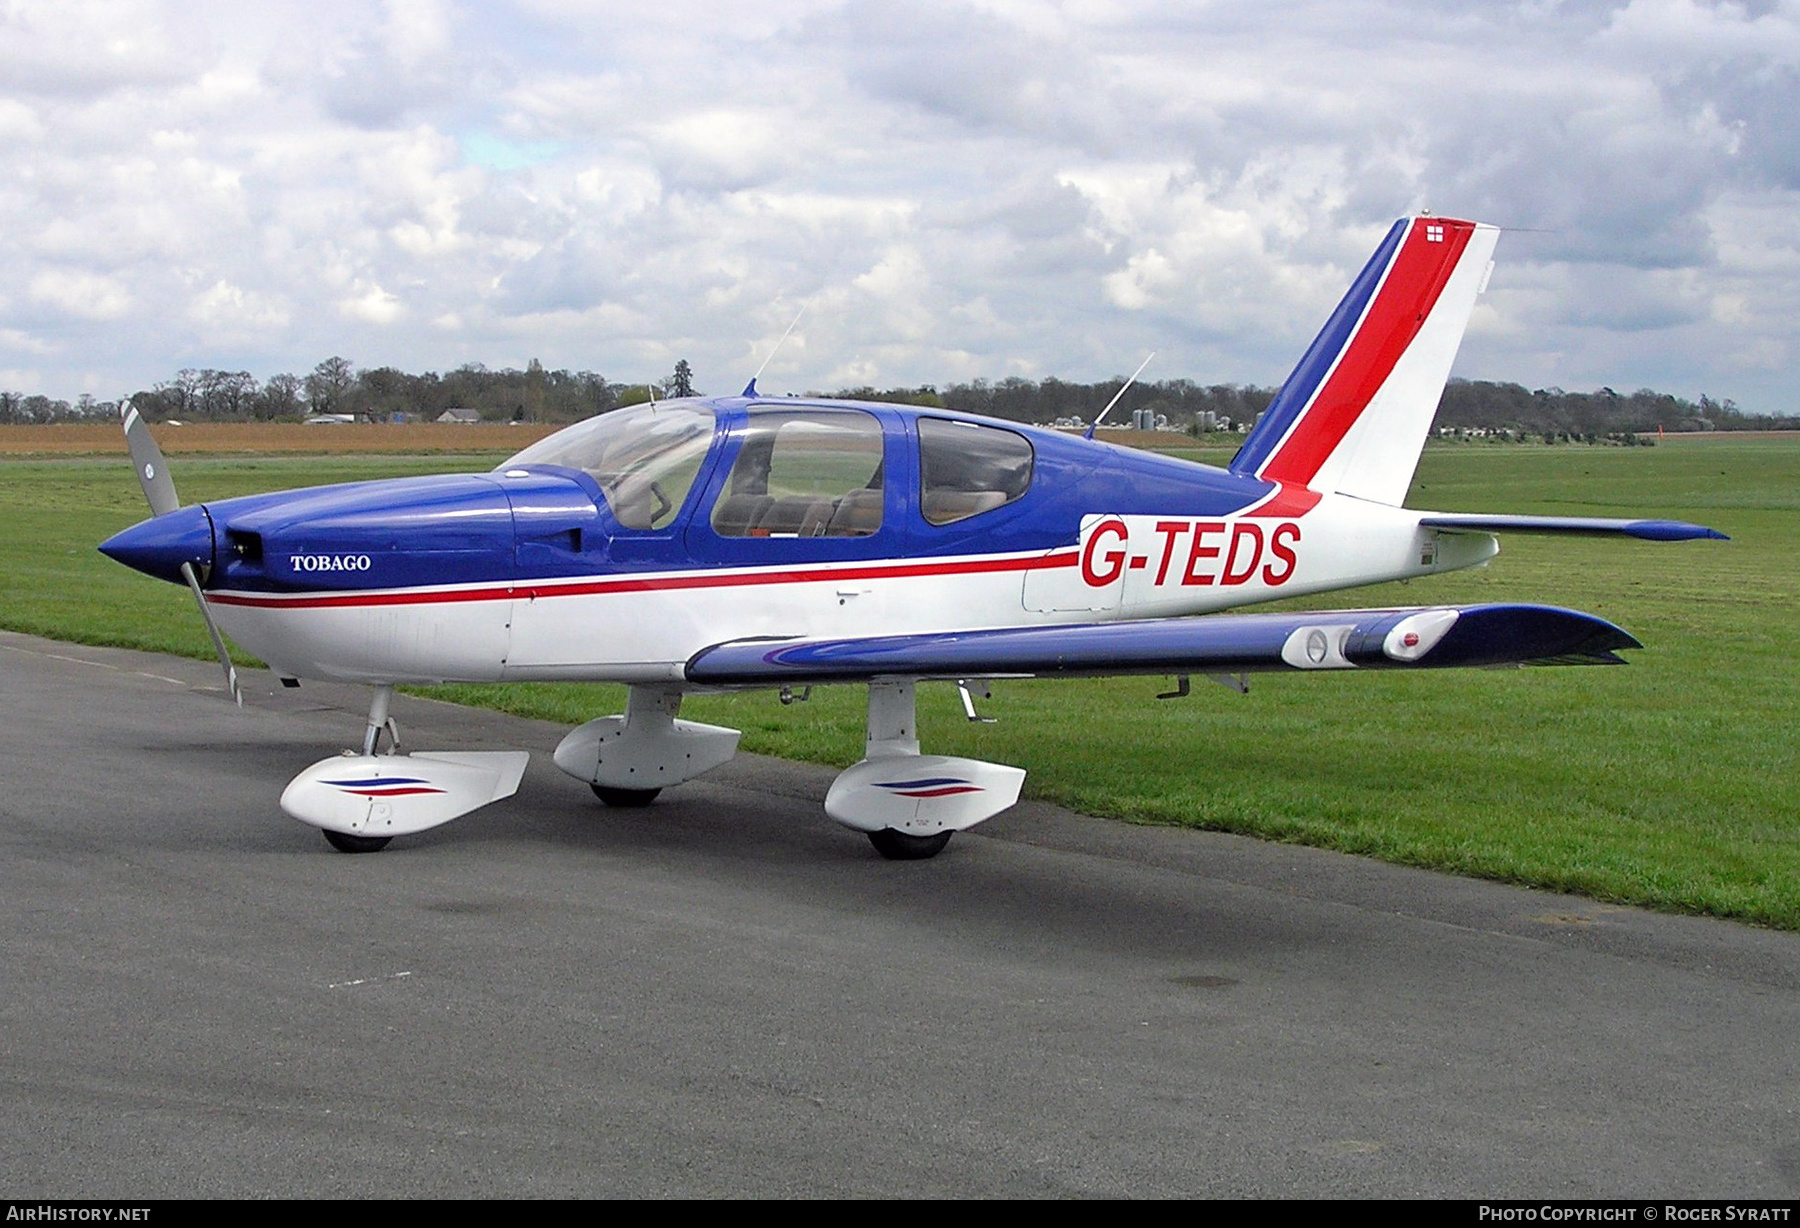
685;603;1640;685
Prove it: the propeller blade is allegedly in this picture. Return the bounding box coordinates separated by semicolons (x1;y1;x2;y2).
179;561;242;707
120;398;239;705
121;399;180;517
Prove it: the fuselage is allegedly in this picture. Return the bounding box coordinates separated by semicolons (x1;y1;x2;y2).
99;397;1497;684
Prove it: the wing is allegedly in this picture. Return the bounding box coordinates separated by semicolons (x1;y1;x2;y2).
685;603;1639;686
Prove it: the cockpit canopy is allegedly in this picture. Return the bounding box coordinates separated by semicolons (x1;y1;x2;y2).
502;402;715;529
503;400;1036;537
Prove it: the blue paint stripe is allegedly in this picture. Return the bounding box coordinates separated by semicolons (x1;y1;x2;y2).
322;776;434;787
1230;219;1409;477
873;777;973;789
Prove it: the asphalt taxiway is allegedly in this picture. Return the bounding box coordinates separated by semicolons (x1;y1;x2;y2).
2;629;1795;1198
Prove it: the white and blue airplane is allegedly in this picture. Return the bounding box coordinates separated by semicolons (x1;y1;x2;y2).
101;216;1723;858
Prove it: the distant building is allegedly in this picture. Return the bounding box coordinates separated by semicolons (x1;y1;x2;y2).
436;408;482;424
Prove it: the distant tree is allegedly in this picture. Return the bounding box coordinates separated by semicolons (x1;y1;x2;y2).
20;394;63;422
547;370;617;420
199;369;257;419
525;358;547;421
154;369;202;419
259;373;303;419
357;366;413;420
825;384;944;408
305;356;356;415
671;359;695;398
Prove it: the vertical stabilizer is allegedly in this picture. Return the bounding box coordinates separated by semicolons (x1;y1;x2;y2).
1231;217;1498;506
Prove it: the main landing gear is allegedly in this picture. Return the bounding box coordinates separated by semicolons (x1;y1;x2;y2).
557;679;1026;860
590;784;662;807
554;687;740;808
824;679;1026;860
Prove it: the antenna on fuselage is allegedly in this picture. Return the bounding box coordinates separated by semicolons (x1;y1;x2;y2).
1084;351;1156;440
743;305;807;398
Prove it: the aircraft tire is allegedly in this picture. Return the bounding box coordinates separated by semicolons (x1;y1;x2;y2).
322;830;392;854
590;784;662;807
867;828;952;860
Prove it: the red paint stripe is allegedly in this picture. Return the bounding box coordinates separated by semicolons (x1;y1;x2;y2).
1260;218;1475;488
893;786;984;798
211;585;510;610
337;786;446;797
207;550;1082;611
1244;483;1323;518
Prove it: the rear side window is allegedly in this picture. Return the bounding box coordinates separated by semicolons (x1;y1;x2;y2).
918;418;1033;526
711;411;885;537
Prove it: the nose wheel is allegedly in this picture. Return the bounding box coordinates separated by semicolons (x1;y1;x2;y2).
590;784;662;807
286;685;531;854
322;830;393;854
867;828;952;860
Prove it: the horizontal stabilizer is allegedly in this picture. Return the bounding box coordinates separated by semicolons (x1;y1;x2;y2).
1419;513;1726;541
686;603;1641;685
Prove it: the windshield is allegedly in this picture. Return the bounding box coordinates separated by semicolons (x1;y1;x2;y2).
503;403;717;530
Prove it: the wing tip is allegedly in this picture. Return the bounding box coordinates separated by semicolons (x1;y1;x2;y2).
1430;604;1642;668
1625;519;1729;542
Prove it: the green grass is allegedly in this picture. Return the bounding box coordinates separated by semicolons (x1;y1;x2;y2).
4;439;1797;927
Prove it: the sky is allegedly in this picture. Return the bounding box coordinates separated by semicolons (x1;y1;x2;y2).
3;0;1797;413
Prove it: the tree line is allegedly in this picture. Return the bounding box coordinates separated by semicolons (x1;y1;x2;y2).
0;356;1786;436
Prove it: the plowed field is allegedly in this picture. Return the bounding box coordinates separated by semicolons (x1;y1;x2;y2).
0;422;559;456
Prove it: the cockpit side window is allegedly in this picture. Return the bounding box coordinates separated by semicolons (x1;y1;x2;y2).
711;411;884;538
918;418;1033;526
502;403;715;530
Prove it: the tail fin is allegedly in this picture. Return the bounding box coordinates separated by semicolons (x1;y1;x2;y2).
1231;216;1498;506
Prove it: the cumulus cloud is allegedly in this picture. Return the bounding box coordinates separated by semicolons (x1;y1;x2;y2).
189;280;291;335
338;282;404;325
30;269;132;320
0;0;1796;410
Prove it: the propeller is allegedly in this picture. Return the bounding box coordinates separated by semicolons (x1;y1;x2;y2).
120;398;242;706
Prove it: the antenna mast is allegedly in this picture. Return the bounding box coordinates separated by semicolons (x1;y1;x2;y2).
743;305;807;397
1085;351;1156;440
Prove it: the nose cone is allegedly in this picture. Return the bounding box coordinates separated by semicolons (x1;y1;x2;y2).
99;504;215;584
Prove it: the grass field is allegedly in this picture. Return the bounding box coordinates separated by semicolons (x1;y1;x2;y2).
3;429;1795;926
